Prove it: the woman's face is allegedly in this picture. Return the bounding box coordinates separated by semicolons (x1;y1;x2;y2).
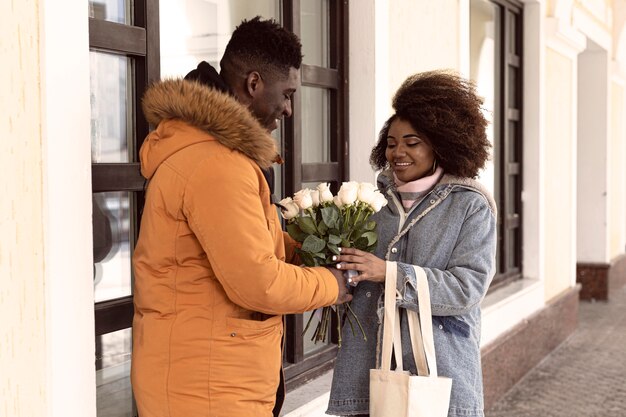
385;118;435;182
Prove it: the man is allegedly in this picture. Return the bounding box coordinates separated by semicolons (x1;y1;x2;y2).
131;17;351;417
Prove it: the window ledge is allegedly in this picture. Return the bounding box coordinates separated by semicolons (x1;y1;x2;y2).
481;277;544;347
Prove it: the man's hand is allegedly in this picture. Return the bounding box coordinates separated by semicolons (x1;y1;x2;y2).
326;267;353;305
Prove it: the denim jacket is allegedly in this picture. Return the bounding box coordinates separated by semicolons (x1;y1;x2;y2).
327;171;497;417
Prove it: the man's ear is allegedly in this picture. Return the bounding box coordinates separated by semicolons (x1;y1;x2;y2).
245;71;263;98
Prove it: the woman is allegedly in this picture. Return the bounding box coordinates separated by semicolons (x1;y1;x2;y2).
327;71;497;417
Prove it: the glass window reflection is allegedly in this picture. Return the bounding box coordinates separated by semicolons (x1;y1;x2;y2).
159;0;280;78
93;192;133;302
303;310;330;355
301;86;330;163
90;52;134;163
89;0;131;25
96;328;133;417
301;0;330;67
470;0;498;194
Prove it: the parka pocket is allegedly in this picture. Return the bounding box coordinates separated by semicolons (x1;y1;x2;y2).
225;315;283;338
210;315;284;405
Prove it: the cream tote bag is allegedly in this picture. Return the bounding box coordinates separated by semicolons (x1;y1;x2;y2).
370;261;452;417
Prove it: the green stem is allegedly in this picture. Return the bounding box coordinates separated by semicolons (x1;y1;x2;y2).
306;208;320;234
346;204;364;242
343;206;351;235
302;308;317;337
344;304;356;337
347;303;367;341
336;307;342;347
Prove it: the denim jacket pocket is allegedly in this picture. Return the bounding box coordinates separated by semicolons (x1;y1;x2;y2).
433;316;470;338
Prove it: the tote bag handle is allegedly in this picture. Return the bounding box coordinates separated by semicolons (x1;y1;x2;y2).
381;262;438;377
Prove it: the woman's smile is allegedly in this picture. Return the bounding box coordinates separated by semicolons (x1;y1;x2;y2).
385;118;435;182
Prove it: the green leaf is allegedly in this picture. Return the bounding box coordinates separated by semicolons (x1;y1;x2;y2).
366;243;378;252
297;250;316;267
364;220;376;231
313;251;327;259
301;235;326;253
317;219;329;235
361;231;378;246
327;243;340;255
354;237;369;250
297;216;318;235
321;206;339;229
328;234;342;245
286;223;307;242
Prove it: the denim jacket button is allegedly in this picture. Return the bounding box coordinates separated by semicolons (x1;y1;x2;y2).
430;199;436;204
438;325;443;330
391;247;398;253
366;291;372;298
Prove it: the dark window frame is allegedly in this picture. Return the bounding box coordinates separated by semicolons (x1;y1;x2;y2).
281;0;350;389
488;0;523;290
90;0;160;336
90;0;349;399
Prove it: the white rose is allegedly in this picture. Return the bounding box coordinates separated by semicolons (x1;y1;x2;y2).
310;190;320;207
337;181;359;206
370;191;388;212
293;188;314;210
316;182;334;203
357;182;377;206
278;197;300;220
333;194;344;208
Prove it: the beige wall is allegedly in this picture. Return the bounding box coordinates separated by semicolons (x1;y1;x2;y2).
387;0;460;93
544;48;576;301
349;0;462;183
609;80;626;259
0;0;47;415
576;0;611;24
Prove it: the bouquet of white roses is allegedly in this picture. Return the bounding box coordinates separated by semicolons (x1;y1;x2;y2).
278;181;388;346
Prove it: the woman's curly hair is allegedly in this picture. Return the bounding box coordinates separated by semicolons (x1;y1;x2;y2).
370;70;490;179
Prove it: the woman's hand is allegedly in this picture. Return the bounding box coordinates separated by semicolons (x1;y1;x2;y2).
333;247;386;284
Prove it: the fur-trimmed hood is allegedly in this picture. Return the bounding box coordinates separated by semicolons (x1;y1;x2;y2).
139;78;278;179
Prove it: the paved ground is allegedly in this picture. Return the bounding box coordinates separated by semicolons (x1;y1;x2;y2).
487;285;626;417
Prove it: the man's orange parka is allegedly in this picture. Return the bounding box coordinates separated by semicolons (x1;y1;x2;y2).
131;79;339;417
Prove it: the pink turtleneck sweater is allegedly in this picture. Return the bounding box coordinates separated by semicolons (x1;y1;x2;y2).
394;166;444;211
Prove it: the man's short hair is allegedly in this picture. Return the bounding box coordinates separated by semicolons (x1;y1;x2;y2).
220;16;303;82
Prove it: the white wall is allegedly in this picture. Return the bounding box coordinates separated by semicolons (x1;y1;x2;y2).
545;47;577;298
40;0;96;415
0;0;47;415
348;0;387;183
609;78;626;258
2;0;96;415
349;0;462;184
387;0;460;91
577;40;611;264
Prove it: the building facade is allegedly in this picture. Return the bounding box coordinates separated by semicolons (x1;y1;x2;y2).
2;0;626;416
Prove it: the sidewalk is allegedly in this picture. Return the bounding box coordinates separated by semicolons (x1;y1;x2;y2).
487;285;626;417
